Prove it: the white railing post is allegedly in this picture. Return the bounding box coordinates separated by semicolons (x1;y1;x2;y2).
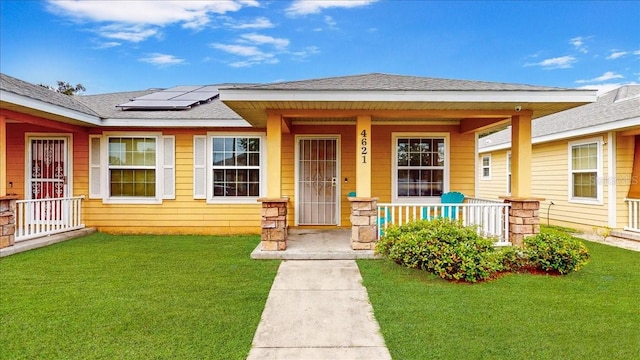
15;196;85;242
625;198;640;233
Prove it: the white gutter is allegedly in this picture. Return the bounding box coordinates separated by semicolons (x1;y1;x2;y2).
1;90;102;126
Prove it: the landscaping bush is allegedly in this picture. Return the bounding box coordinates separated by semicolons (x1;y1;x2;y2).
376;218;504;282
376;220;591;282
524;229;590;274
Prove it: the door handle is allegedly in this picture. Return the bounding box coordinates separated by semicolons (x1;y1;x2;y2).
331;177;337;187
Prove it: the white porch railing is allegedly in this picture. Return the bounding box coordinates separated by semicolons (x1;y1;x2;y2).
625;198;640;233
377;199;511;245
15;196;85;241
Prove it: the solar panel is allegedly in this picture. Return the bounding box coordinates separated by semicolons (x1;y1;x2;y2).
117;85;220;110
117;100;198;110
133;91;184;100
171;91;219;101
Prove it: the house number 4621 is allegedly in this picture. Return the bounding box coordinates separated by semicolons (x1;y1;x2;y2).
360;129;368;163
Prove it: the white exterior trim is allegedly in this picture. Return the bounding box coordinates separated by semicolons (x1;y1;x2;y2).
481;154;492;180
607;131;617;228
221;89;595;104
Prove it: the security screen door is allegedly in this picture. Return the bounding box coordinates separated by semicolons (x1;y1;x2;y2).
297;138;338;225
27;137;69;222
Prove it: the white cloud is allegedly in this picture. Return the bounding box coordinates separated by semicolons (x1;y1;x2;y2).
575;71;624;84
228;16;275;29
286;0;378;16
46;1;260;41
606;51;628;60
93;41;121;49
324;16;338;29
211;43;265;57
569;36;590;53
139;53;186;67
97;24;159;42
240;33;289;50
525;55;577;69
633;50;640;56
289;46;321;60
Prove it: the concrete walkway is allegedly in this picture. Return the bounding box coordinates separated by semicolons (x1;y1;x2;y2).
247;260;392;360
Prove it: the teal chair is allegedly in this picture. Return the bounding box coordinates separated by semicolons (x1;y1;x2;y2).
440;191;465;219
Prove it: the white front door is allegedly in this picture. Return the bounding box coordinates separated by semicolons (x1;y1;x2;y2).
296;137;340;225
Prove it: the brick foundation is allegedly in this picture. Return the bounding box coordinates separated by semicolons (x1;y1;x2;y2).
348;197;378;250
0;196;17;249
503;198;541;246
258;198;289;251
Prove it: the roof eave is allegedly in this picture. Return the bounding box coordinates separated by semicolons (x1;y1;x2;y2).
220;89;597;103
1;90;102;126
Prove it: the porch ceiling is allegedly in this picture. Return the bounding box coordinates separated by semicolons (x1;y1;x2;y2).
221;99;591;128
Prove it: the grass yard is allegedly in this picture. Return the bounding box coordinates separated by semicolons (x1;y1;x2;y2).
0;233;280;360
358;239;640;360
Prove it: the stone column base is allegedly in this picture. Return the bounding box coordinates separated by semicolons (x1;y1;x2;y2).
0;196;17;249
348;197;378;250
258;197;289;251
503;197;542;246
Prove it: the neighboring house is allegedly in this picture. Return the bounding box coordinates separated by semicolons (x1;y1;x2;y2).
478;85;640;237
1;72;596;249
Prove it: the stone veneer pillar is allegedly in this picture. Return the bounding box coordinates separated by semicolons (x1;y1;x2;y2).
348;197;378;250
258;198;289;251
503;198;541;246
0;196;17;249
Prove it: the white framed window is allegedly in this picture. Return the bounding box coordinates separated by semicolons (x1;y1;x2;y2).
506;151;512;196
568;138;603;204
481;155;491;180
193;133;266;204
89;132;175;204
392;133;449;203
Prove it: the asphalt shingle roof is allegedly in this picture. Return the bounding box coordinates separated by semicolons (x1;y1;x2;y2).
224;73;571;92
0;73;99;117
479;85;640;150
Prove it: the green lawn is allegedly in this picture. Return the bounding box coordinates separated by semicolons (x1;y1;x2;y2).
0;233;280;360
358;240;640;360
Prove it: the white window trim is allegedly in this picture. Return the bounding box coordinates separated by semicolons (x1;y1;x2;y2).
481;154;492;180
205;132;267;204
391;132;450;204
568;137;603;205
506;151;512;196
101;131;165;205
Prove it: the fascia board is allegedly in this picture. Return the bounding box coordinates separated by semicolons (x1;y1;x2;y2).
479;116;640;152
220;89;597;103
1;90;101;125
99;118;252;128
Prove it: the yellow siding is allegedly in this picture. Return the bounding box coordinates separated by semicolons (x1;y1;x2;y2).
83;130;262;235
479;131;638;232
477;151;508;201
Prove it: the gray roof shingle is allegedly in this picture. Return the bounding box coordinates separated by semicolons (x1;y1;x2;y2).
0;73;99;117
224;73;572;92
479;85;640;150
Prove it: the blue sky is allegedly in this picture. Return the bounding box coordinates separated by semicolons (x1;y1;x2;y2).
1;0;638;95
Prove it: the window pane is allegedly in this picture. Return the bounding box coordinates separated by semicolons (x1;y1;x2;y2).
396;137;445;198
211;137;261;198
110;169;155;197
573;172;596;198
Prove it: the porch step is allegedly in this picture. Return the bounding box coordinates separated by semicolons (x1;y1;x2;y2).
610;230;640;243
0;228;97;257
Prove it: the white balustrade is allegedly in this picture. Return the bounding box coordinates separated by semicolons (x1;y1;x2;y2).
15;196;85;241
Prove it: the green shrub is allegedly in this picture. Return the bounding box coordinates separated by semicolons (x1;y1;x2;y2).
376;219;591;283
524;230;590;274
376;218;504;282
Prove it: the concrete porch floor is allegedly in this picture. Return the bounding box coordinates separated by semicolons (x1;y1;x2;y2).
251;228;380;260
